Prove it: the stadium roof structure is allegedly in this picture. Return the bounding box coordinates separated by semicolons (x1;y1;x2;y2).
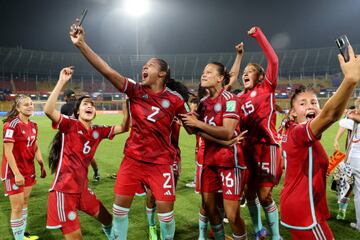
1;44;359;81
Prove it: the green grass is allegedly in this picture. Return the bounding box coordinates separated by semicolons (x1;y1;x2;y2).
0;114;360;240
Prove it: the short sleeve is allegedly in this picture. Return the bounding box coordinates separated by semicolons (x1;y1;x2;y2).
97;125;115;140
52;114;75;133
223;99;240;120
290;121;320;146
121;78;137;98
339;118;354;130
3;124;16;143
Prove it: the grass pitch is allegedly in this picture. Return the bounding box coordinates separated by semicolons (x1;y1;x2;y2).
0;114;360;239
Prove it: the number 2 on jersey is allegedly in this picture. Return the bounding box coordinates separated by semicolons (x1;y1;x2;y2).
147;106;160;123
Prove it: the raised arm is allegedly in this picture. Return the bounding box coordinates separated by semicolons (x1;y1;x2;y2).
113;99;130;135
225;43;244;90
44;67;74;123
70;22;127;92
333;126;346;150
310;46;360;138
249;26;278;86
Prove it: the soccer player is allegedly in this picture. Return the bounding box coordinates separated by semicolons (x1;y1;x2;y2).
2;94;46;240
70;22;191;240
337;99;360;231
280;45;360;239
332;105;356;220
181;58;248;240
44;67;129;239
60;89;101;182
236;26;281;240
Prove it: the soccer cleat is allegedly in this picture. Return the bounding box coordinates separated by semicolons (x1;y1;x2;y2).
185;181;196;188
93;173;100;182
149;225;158;240
350;222;360;231
240;197;247;207
336;209;346;220
24;232;39;240
255;227;267;240
209;228;214;238
223;217;229;224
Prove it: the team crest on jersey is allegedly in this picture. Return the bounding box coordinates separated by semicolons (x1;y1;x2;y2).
161;99;170;109
142;94;148;99
92;131;99;139
22;130;25;134
214;103;222;112
250;91;257;98
32;128;36;134
68;211;76;221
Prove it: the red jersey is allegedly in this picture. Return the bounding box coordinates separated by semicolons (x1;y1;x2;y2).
237;27;279;146
2;117;38;180
49;115;114;193
197;89;245;168
280;121;330;229
121;78;189;165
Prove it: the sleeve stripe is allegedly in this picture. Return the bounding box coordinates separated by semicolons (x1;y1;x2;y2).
108;126;115;138
123;78;129;92
305;122;314;142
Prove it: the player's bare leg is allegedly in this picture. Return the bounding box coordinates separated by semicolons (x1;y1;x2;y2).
202;192;224;240
94;202;113;239
64;229;83;240
224;199;247;240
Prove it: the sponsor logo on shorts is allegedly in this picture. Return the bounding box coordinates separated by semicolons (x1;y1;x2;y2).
225;189;232;195
12;184;19;190
68;211;76;221
164;190;172;196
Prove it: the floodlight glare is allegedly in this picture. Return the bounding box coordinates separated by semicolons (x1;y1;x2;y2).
124;0;149;17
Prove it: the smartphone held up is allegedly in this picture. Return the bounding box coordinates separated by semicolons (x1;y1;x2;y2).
336;34;350;62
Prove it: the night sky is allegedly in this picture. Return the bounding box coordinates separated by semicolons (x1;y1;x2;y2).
0;0;359;54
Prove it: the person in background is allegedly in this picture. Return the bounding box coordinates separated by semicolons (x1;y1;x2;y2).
2;94;46;240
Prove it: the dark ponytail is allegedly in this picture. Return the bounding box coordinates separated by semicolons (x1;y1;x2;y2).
209;62;231;86
48;132;62;174
154;58;190;102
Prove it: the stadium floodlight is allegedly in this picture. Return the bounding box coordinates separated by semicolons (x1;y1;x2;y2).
124;0;149;18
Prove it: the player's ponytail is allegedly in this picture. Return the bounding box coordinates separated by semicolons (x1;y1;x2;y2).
210;62;231;86
154;58;190;102
48;132;62;174
3;94;29;123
